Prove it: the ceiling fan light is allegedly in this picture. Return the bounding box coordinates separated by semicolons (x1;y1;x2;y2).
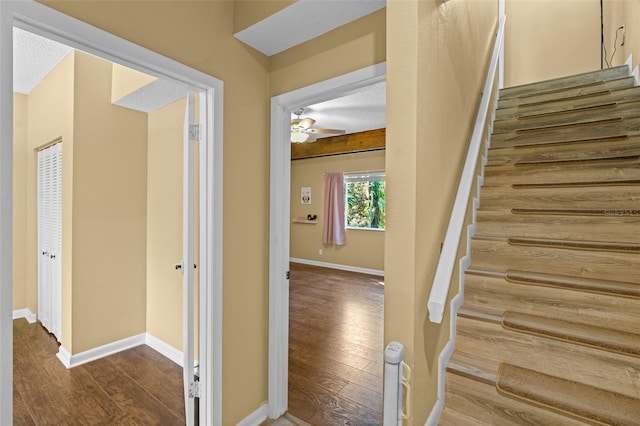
291;131;309;143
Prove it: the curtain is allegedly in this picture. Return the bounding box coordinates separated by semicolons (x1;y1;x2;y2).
323;173;346;245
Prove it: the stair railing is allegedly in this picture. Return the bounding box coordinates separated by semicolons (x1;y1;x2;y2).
427;16;506;324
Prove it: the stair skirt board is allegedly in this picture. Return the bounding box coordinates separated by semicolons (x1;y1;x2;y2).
55;332;186;369
496;364;640;425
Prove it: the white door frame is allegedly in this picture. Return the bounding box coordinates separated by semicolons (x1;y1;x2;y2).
267;62;386;418
0;2;224;425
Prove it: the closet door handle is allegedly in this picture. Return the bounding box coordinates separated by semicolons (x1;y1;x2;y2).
50;254;56;259
42;251;49;256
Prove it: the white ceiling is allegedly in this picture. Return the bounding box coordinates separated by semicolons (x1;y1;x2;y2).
14;3;386;132
293;80;386;138
234;0;386;56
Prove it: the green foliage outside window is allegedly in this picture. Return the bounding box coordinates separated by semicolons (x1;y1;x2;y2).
345;179;386;229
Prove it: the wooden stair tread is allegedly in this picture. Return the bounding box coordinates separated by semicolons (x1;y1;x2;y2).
439;407;492;426
470;238;640;282
455;316;640;403
515;80;605;99
510;179;640;189
446;372;592;426
499;65;629;99
515;101;617;120
487;136;640;166
496;363;640;425
511;207;640;217
496;134;630;150
501;311;640;357
507;236;640;253
505;270;640;299
510;117;624;135
498;77;636;109
513;154;640;165
463;272;640;334
497;85;640;120
494;100;640;134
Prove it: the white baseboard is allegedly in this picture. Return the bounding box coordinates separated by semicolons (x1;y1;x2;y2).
12;308;36;323
236;403;268;426
290;257;384;277
56;333;146;369
145;333;184;366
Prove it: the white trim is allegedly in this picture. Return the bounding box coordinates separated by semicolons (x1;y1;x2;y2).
498;0;505;89
56;333;146;369
12;308;36;323
236;403;268;426
290;257;384;277
424;51;501;426
427;15;505;324
269;62;386;419
145;333;184;366
0;2;224;425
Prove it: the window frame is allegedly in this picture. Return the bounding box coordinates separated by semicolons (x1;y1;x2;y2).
343;170;386;231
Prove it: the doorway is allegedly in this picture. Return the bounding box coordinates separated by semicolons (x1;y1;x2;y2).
0;3;223;425
267;62;386;419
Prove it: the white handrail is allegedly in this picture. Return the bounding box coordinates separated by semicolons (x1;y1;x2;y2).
427;16;506;323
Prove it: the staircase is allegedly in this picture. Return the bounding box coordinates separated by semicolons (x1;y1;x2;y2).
440;65;640;425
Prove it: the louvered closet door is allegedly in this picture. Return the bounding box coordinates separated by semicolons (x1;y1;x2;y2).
37;142;62;340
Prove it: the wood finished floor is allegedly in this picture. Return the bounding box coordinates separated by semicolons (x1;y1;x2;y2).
13;318;186;425
288;263;384;425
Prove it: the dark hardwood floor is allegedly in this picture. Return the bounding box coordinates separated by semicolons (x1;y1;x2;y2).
13;318;186;425
288;263;384;425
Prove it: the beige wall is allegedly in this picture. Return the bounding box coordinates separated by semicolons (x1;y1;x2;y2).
505;0;601;86
26;52;75;348
70;52;148;353
269;8;386;96
604;0;640;70
386;0;498;422
290;151;385;271
146;98;185;352
111;63;156;103
13;94;28;310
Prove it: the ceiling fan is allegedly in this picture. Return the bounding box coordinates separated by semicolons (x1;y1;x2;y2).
290;107;346;143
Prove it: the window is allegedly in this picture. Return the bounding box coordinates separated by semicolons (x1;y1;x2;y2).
344;171;386;230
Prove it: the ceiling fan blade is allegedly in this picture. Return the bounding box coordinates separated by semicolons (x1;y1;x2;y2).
307;128;346;135
298;118;315;129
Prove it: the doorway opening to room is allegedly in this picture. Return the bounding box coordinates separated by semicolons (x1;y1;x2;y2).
1;4;223;425
268;63;386;423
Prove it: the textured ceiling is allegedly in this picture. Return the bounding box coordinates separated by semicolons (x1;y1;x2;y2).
13;28;73;95
234;0;386;56
293;80;386;138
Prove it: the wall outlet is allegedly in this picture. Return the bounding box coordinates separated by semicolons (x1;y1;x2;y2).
318;249;323;256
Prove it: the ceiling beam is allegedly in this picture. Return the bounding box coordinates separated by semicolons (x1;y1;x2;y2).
291;128;385;160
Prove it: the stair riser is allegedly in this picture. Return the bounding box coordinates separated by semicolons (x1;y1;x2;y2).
483;161;640;186
490;118;640;148
455;317;640;400
487;138;640;165
494;102;640;134
474;211;640;244
463;274;640;335
479;185;640;210
498;78;636;109
497;86;640;120
499;66;630;100
470;239;640;282
445;371;594;426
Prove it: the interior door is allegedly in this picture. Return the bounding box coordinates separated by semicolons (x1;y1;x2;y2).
183;93;197;425
37;142;62;340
